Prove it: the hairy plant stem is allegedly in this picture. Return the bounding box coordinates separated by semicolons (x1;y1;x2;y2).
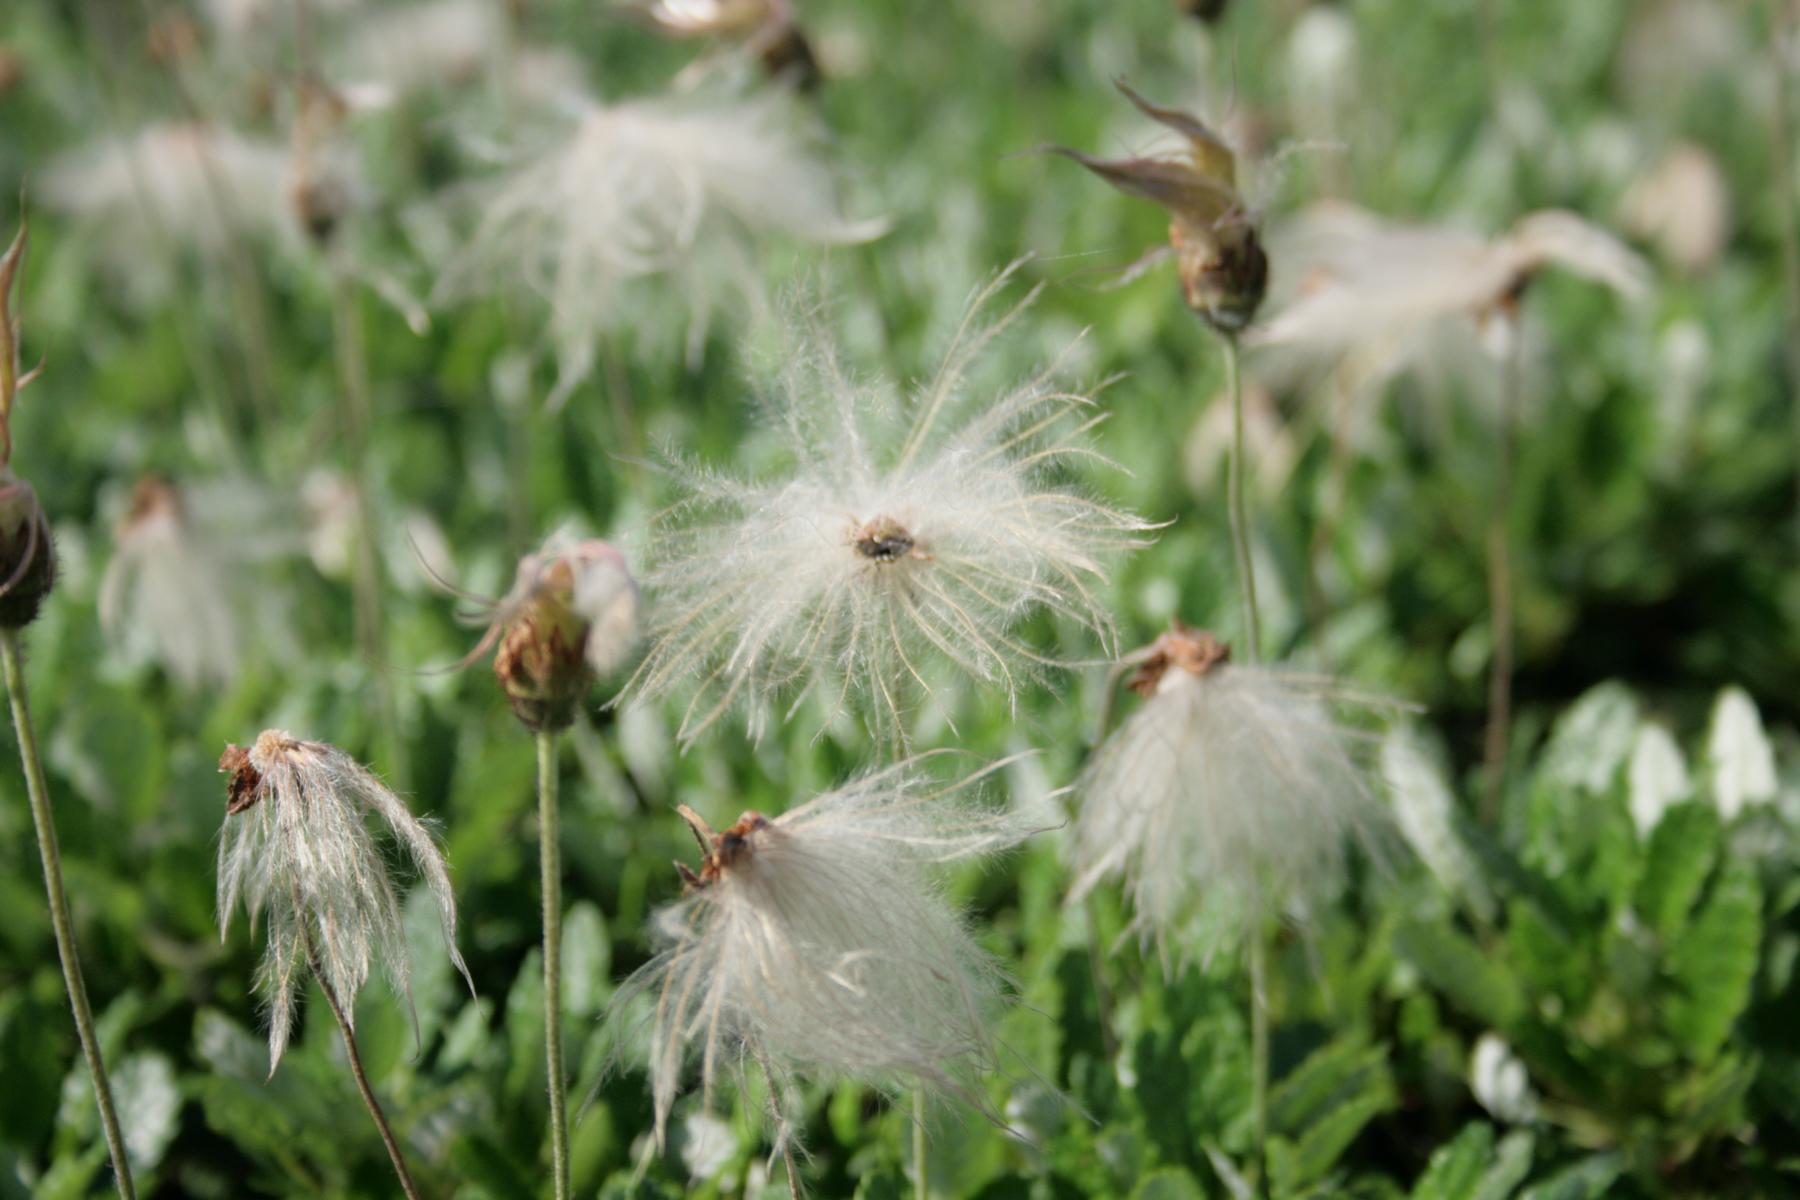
301;929;424;1200
1248;932;1270;1197
330;260;402;780
3;631;138;1200
1480;331;1522;826
1221;331;1271;1193
538;729;571;1200
1223;334;1262;664
913;1089;928;1200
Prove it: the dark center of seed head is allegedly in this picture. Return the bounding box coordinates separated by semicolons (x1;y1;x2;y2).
854;518;914;563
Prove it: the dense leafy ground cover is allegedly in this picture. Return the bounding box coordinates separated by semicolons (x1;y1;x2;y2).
1;0;1798;1196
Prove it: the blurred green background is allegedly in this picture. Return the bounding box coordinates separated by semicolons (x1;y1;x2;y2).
1;0;1798;1196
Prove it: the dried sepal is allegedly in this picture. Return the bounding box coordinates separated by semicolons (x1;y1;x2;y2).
1051;82;1267;332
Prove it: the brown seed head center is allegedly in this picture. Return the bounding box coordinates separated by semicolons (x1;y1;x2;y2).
673;804;772;891
852;516;918;563
1126;620;1231;697
219;743;264;816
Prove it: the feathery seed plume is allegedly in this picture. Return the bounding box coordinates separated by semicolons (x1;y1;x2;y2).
433;85;882;405
627;265;1154;745
1070;621;1388;959
608;757;1036;1153
217;730;472;1069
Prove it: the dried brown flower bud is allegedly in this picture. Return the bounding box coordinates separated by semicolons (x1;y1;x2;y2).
0;217;52;628
146;13;203;65
1052;81;1267;333
0;46;22;95
0;474;53;629
289;81;354;246
1176;0;1231;22
493;556;594;732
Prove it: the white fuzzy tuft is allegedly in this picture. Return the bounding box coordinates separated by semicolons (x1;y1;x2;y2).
627;266;1154;745
607;756;1037;1153
1070;661;1387;958
98;478;294;690
433;85;882;403
41;122;294;261
1250;202;1649;378
217;731;472;1070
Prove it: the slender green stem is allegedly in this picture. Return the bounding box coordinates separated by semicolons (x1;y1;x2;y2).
1222;334;1262;663
538;729;570;1200
2;630;137;1200
1769;0;1800;548
330;261;402;778
301;930;423;1200
1248;932;1270;1198
913;1089;927;1200
1480;332;1522;826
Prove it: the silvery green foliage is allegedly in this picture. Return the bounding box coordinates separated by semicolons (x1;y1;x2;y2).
608;757;1036;1153
1071;660;1386;957
628;266;1153;744
1705;686;1776;821
433;82;883;404
217;731;472;1069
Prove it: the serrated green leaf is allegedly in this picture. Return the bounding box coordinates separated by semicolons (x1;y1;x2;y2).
1515;1154;1621;1200
1635;802;1719;940
1396;921;1525;1029
1268;1081;1395;1195
1666;864;1761;1059
1268;1037;1393;1135
1133;1166;1208;1200
1409;1122;1495;1200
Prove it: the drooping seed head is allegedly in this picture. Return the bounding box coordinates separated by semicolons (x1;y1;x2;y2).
217;729;472;1070
0;216;54;629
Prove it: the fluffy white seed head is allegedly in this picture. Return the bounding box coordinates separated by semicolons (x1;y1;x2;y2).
1252;201;1648;395
217;731;472;1070
1070;623;1387;960
98;476;294;690
627;266;1155;745
433;85;883;404
42;122;294;261
1249;202;1650;386
608;757;1037;1152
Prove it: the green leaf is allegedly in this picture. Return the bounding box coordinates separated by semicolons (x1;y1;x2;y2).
1665;864;1761;1060
1268;1037;1393;1135
1515;1154;1621;1200
1132;1167;1208;1200
1395;921;1525;1029
1634;802;1719;940
505;947;547;1107
1535;683;1638;797
1409;1123;1495;1200
1385;728;1495;922
562;900;613;1021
